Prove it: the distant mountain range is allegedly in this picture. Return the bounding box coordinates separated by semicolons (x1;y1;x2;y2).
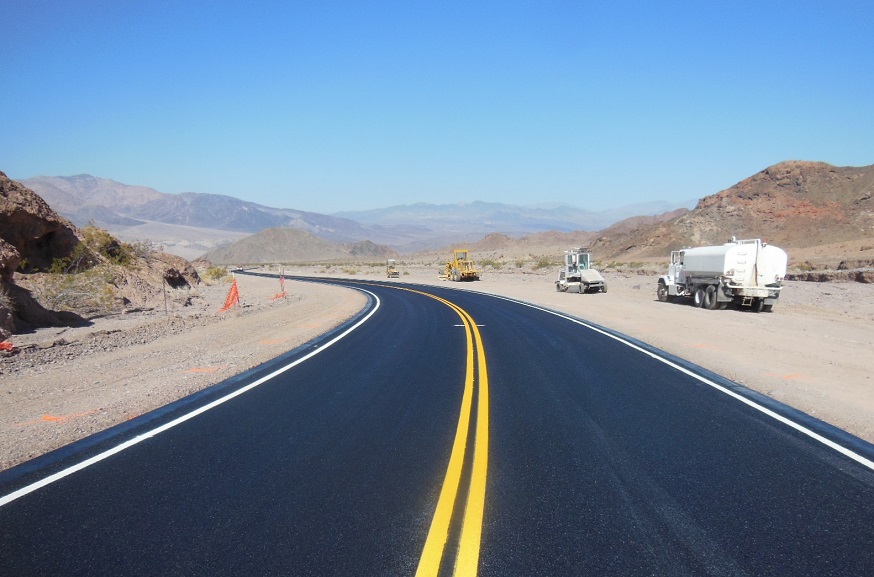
333;199;690;236
16;160;874;266
21;174;695;258
188;161;874;266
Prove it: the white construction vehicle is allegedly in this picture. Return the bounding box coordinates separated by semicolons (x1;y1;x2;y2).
555;248;606;293
386;259;400;278
657;237;787;312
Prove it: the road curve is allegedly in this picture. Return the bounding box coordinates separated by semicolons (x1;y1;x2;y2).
2;276;873;576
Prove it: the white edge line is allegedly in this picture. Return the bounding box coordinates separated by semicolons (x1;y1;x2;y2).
0;288;381;508
486;293;874;472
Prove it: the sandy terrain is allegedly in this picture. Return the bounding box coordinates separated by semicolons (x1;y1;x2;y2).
2;265;872;472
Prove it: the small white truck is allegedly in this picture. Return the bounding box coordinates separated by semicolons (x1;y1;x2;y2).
657;238;787;312
555;248;606;294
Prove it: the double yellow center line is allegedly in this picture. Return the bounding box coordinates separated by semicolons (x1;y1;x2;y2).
410;289;490;577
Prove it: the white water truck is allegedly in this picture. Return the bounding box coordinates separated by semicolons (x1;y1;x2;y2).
657;238;787;312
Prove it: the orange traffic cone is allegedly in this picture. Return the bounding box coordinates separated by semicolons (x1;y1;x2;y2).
218;278;240;313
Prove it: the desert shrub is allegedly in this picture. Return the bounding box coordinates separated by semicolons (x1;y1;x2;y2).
32;268;117;312
128;239;158;259
791;261;817;272
49;242;94;274
0;285;14;311
203;266;228;281
479;259;503;270
80;226;134;267
514;259;526;268
532;256;554;270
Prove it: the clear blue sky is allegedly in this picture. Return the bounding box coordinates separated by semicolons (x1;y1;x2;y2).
2;1;872;214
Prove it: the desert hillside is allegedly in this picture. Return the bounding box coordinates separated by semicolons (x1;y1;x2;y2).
588;161;874;261
201;161;874;270
0;172;201;340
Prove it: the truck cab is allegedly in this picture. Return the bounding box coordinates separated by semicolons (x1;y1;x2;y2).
555;248;606;293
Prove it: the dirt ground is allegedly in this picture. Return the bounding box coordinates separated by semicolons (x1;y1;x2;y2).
2;266;872;472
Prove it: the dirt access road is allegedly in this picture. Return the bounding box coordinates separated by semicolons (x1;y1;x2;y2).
1;267;872;471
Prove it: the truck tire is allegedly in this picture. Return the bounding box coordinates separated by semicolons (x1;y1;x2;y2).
693;286;705;308
704;285;719;310
657;281;669;302
762;304;774;312
601;284;607;293
556;282;562;292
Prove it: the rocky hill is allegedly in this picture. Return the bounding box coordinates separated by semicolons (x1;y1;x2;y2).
201;228;399;265
1;171;81;338
0;173;202;340
588;161;874;261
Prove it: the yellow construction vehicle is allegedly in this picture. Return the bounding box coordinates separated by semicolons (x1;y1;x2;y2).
444;249;480;281
386;259;400;278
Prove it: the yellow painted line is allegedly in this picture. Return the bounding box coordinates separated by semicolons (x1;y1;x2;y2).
294;279;492;574
385;287;487;577
415;303;476;577
454;304;489;576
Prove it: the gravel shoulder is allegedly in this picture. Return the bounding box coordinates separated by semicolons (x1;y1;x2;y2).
2;266;872;472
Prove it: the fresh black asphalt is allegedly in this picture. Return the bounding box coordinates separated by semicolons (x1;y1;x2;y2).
2;276;873;576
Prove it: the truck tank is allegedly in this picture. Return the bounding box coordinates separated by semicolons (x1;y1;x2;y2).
681;240;787;287
758;244;789;286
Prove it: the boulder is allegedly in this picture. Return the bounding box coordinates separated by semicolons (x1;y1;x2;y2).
0;171;80;271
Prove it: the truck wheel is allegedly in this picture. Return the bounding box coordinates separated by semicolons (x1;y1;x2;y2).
693;287;705;308
657;282;669;302
579;284;585;294
762;304;774;312
753;298;765;312
601;284;607;293
556;282;561;292
704;285;719;310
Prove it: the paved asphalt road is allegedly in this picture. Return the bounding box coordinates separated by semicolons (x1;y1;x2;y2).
2;276;873;576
